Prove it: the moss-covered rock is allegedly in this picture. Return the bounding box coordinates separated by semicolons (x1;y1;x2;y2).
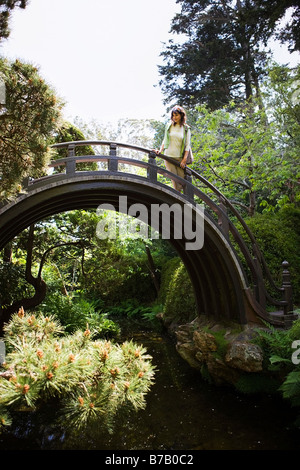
158;257;196;326
174;316;267;388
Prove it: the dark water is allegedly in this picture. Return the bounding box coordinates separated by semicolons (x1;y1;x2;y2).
1;323;300;451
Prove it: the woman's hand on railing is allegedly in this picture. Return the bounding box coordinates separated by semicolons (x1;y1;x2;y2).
180;156;187;169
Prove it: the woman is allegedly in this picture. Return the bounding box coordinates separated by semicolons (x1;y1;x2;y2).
156;105;191;191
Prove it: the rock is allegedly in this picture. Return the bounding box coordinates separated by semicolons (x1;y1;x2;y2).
175;327;193;344
193;330;217;353
176;342;202;370
225;341;263;372
173;316;265;385
206;355;240;386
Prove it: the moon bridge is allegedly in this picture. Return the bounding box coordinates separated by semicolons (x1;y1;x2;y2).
0;140;296;328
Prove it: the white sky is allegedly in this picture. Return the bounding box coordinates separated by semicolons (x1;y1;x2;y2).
0;0;181;124
0;0;299;126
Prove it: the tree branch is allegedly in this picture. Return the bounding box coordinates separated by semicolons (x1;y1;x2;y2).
0;228;85;332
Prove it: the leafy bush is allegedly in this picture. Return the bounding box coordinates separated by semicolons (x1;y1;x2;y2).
254;322;295;368
254;318;300;424
107;299;164;331
83;245;159;306
244;207;300;303
0;308;155;434
0;262;34;308
158;257;180;306
39;292;119;338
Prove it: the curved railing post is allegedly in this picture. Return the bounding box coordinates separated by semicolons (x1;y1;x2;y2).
147;150;157;183
66;144;76;175
108;143;118;171
183;168;194;201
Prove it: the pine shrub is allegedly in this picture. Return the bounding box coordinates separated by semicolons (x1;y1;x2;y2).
0;308;155;435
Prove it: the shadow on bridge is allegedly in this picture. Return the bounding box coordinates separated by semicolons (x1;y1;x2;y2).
0;140;297;329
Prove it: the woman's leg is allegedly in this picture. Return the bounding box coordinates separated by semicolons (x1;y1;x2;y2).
165;160;185;191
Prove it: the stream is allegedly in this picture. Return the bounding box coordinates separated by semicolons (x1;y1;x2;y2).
1;320;300;451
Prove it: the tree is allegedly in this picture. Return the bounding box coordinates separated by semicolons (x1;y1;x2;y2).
192;102;270;215
0;223;85;331
158;0;271;110
0;58;63;199
0;0;28;42
252;0;300;52
191;63;300;215
260;63;300;208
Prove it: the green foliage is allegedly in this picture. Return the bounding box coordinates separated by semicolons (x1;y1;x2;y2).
159;0;299;109
107;299;163;330
251;0;300;52
159;257;196;325
0;309;155;434
254;317;300;369
158;257;181;306
0;210;173;334
39;292;120;338
280;372;300;409
54;210;168;306
208;329;229;361
0;262;34;308
0;58;63;199
254;323;294;368
244;207;300;302
140;304;164;325
253;318;300;422
192;70;300;215
3;307;64;348
108;299;154;318
52;121;98;172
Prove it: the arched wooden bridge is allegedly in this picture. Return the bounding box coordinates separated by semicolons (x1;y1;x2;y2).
0;141;296;328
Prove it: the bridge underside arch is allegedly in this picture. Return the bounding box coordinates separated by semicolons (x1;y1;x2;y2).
0;175;252;325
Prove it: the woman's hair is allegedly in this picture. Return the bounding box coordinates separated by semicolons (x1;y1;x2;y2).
171;105;186;126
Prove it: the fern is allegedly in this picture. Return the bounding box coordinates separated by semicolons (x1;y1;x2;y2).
254;319;300;422
280;371;300;407
254;322;294;363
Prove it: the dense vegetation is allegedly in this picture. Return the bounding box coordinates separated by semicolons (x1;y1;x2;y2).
0;0;300;434
253;318;300;425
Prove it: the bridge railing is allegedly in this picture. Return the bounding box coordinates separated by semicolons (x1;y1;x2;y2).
49;140;294;325
50;140;195;199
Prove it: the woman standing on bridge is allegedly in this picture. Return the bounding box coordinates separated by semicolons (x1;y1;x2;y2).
156;105;191;191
